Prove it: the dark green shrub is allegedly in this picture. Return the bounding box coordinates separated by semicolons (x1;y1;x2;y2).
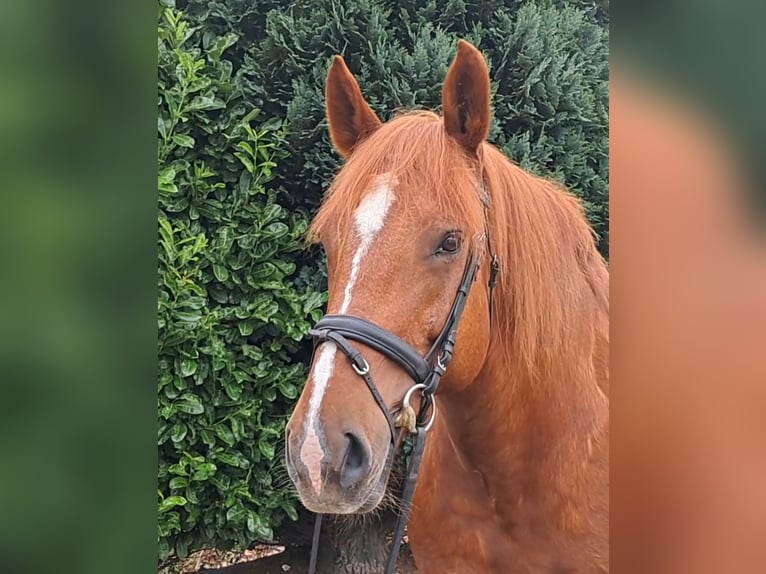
246;0;609;255
157;6;324;561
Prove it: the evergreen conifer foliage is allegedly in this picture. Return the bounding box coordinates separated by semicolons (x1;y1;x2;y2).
250;0;609;255
484;3;609;253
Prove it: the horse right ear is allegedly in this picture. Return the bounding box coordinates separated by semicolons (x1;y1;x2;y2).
442;40;492;153
325;56;382;158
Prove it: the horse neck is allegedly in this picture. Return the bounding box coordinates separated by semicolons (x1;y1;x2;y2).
438;302;609;501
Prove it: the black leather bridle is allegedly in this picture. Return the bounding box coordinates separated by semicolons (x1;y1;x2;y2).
306;186;500;574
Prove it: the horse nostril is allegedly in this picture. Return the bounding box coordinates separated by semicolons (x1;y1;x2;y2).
340;432;370;488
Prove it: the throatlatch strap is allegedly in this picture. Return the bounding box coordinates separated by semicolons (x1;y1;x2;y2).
481;177;501;325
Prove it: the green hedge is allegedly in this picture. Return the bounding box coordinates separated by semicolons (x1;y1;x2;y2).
157;6;324;561
158;0;609;562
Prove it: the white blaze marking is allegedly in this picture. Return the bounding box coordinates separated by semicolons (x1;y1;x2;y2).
340;174;396;312
299;174;396;494
301;342;336;493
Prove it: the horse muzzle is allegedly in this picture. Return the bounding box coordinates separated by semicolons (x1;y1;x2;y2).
285;422;391;514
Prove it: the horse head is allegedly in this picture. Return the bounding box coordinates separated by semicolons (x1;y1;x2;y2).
285;41;496;514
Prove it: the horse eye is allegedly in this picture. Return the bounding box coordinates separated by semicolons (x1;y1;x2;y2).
436;232;462;255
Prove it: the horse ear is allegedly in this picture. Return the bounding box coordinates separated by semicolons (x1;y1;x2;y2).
325;56;382;158
442;40;492;153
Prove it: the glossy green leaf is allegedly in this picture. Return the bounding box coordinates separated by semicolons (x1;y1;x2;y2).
258;439;275;460
179;358;197;377
212;264;229;282
174;394;204;415
169;477;189;490
225;504;247;523
172;134;195;148
171;423;188;443
159;496;187;513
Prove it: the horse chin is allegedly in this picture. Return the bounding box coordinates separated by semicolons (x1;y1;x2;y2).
297;449;392;515
353;473;388;513
298;478;386;515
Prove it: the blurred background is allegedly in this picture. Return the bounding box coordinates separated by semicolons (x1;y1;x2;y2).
612;1;766;572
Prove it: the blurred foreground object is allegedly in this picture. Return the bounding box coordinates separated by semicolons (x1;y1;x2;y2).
611;67;766;574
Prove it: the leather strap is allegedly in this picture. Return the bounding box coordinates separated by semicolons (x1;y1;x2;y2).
311;315;430;383
384;427;428;574
481;179;501;324
308;513;322;574
312;330;397;444
424;253;481;363
311;250;481;390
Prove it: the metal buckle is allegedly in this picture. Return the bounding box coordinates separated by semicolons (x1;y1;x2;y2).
402;383;437;432
402;383;426;410
489;254;500;288
420;397;437;431
352;357;370;376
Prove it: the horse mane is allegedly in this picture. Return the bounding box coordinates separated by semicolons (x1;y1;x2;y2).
309;111;608;378
480;142;609;377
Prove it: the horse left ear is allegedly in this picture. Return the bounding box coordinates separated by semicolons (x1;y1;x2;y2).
442;40;492;153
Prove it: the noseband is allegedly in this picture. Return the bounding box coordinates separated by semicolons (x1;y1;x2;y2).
306;207;500;573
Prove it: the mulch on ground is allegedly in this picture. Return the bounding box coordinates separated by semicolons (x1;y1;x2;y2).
161;544;417;574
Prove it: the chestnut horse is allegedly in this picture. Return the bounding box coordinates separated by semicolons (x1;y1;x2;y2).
285;40;609;573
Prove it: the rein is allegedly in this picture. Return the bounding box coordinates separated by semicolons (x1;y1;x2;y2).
305;183;498;574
